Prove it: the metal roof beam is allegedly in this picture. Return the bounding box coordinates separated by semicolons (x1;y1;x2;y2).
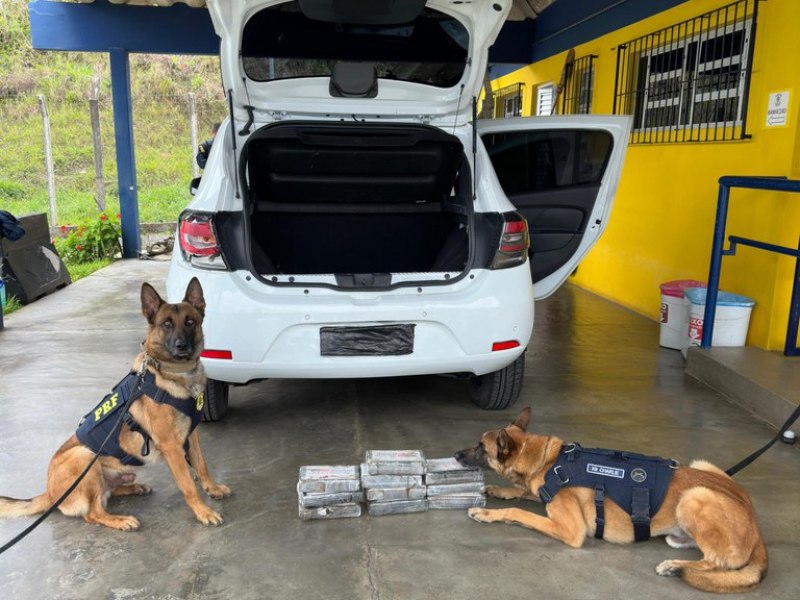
28;0;218;54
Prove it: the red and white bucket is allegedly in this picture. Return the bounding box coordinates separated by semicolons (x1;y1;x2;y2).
659;280;706;350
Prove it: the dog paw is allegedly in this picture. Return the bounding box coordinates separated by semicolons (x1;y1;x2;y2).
195;506;225;526
133;483;152;495
204;483;232;499
111;515;141;531
484;485;504;498
656;560;683;577
467;507;493;523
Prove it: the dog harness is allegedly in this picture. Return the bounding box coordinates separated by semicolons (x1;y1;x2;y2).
537;443;678;542
75;370;205;466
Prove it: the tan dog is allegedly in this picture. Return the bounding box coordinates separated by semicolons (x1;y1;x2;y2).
455;407;767;594
0;278;231;530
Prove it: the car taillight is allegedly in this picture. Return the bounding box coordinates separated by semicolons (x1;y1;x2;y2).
179;213;227;270
201;349;233;360
492;213;529;269
492;340;520;351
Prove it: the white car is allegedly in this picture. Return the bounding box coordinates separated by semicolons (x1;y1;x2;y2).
166;0;630;419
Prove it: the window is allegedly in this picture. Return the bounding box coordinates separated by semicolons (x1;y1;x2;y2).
536;84;555;116
494;83;524;118
561;55;596;115
241;2;469;88
482;130;613;195
613;0;757;143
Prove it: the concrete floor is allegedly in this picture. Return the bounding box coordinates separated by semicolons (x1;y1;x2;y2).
0;259;798;600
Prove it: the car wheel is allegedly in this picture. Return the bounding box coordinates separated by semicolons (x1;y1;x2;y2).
468;353;525;410
202;378;229;422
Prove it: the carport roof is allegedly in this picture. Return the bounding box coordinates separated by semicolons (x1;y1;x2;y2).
42;1;693;61
59;0;555;21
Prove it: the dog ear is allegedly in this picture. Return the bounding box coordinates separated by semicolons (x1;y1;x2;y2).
497;429;515;460
183;277;206;316
141;282;164;324
510;407;531;432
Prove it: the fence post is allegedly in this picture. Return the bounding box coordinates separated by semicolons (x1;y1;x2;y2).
189;92;199;178
89;76;106;212
38;94;57;226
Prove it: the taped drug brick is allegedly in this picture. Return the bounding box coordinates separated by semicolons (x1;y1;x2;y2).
361;464;424;488
298;478;362;494
428;494;486;510
365;450;425;475
299;503;362;520
367;499;428;516
427;482;485;497
299;490;365;508
366;486;426;502
299;465;361;480
425;470;484;486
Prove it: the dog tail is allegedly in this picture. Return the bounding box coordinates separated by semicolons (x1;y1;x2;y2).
0;494;51;519
681;538;768;594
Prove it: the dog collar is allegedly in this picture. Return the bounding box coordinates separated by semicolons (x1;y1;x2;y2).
137;350;199;375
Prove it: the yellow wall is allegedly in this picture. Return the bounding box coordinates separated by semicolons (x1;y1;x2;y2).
492;0;800;350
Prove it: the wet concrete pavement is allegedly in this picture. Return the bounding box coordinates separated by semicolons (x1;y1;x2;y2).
0;258;798;599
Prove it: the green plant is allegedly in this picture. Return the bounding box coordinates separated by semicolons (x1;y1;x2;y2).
54;212;122;264
1;294;23;316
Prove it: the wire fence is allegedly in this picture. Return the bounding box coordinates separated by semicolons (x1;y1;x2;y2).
0;91;228;225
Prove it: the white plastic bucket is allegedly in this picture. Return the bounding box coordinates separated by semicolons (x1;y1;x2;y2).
659;280;705;350
682;288;755;357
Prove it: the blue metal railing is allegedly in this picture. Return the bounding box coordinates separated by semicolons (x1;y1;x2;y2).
703;176;800;356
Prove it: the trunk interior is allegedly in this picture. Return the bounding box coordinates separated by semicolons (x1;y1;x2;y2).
243;122;471;280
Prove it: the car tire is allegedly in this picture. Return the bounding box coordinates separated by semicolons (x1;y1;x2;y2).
468;353;525;410
202;378;229;422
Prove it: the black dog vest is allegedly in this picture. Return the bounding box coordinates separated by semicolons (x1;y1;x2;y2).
537;443;677;542
76;370;205;466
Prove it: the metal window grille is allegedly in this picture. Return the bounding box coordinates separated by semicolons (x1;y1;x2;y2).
494;83;524;118
536;83;555;116
562;55;597;115
613;0;758;144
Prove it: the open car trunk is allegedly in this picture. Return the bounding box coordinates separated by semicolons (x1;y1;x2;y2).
242;122;473;286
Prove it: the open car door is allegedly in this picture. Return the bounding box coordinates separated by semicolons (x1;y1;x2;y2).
479;115;631;299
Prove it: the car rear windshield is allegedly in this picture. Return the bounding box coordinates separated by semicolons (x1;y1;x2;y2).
241;2;469;88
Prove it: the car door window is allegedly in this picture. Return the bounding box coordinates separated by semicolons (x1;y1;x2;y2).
483;130;613;196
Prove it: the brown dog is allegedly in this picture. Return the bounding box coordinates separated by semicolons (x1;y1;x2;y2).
0;278;231;530
455;407;767;594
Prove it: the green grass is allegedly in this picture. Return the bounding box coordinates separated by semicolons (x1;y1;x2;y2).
0;2;226;227
67;258;114;282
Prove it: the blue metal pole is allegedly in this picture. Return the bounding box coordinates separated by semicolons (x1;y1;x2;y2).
702;181;731;348
786;237;800;356
109;48;140;258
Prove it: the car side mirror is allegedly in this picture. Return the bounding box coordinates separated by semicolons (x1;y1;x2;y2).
189;177;201;196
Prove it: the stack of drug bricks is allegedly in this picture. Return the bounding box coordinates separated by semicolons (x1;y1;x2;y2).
425;457;486;509
297;452;486;520
297;465;364;520
362;450;428;516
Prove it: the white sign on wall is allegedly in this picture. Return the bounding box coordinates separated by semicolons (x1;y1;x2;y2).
766;91;790;127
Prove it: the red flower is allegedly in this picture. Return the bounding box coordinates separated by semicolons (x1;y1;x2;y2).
75;245;83;251
100;214;108;221
116;213;121;220
60;225;67;233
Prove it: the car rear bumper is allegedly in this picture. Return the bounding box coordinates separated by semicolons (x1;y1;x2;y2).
167;260;534;382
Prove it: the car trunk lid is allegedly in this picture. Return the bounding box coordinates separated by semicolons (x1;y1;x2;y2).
206;0;511;125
